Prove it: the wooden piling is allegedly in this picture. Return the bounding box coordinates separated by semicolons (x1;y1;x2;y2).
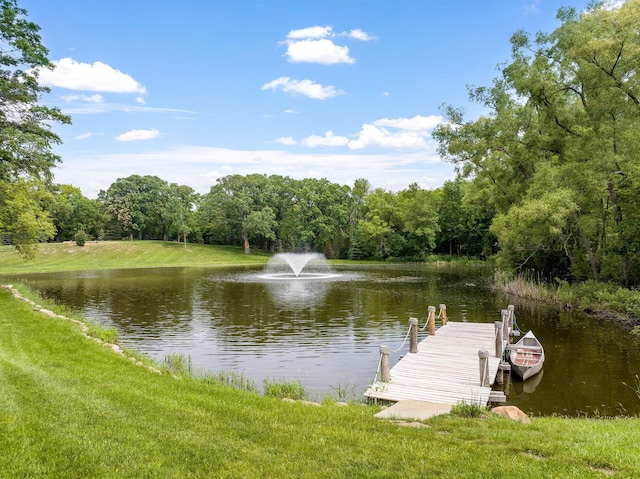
439;304;447;325
478;349;490;387
502;309;509;342
427;306;436;336
379;346;391;382
409;317;418;354
494;321;503;358
507;305;515;329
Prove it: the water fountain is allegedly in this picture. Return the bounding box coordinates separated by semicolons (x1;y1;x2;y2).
258;252;342;280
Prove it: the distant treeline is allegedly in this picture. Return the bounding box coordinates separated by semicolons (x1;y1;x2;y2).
48;174;495;263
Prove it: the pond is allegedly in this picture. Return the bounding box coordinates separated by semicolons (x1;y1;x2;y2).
10;263;640;417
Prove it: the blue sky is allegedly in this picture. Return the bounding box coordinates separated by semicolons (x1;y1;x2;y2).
25;0;593;198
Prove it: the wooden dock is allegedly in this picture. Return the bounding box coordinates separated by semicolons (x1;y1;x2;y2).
364;306;513;405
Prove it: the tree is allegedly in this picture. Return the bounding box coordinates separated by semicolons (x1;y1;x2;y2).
200;174;276;254
99;175;166;240
0;0;71;257
434;0;640;284
396;183;439;258
356;188;404;259
166;183;197;247
435;179;495;257
0;179;54;258
49;184;102;242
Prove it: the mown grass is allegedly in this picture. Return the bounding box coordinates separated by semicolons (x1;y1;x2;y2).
0;240;270;274
2;286;640;477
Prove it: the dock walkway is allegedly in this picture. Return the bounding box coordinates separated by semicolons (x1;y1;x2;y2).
364;320;506;405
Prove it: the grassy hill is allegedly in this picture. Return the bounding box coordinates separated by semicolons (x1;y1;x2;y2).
0;240;271;274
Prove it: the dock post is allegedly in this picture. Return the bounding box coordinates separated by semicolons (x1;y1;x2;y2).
379;346;391;382
502;309;509;343
478;349;490;387
495;321;503;357
507;305;515;330
409;317;418;353
439;304;447;325
428;306;436;336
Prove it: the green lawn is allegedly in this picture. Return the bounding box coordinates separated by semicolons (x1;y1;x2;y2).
1;242;640;477
0;241;270;274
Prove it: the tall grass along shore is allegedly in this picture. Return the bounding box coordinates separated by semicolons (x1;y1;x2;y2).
1;242;640;477
494;270;640;330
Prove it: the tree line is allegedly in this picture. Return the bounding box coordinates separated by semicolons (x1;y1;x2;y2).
2;0;639;286
44;173;494;262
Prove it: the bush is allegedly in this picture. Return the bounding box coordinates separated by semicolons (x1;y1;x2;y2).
75;230;88;246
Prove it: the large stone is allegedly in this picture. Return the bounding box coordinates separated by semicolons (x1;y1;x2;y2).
374;400;452;421
491;405;531;424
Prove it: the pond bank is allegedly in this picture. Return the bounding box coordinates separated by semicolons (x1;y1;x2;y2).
2;283;640;477
493;271;640;330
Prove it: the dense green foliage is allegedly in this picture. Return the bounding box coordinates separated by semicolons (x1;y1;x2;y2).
0;0;70;257
2;285;640;478
434;0;640;285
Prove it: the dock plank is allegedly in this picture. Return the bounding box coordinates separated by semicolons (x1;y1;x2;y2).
364;321;503;405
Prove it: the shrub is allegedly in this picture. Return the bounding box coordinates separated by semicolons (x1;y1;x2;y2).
75;229;88;246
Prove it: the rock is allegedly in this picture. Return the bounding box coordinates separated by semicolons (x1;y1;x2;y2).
491;405;531;424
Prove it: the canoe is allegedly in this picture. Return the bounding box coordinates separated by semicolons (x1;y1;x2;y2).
508;330;544;380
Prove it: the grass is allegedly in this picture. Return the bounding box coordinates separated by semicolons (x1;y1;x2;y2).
2;242;640;477
263;378;308;400
2;287;640;478
0;240;270;274
493;270;640;325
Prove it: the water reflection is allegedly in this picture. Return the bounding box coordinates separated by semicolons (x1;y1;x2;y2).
7;264;640;417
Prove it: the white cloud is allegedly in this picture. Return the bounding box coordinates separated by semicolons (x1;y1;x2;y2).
301;131;349;147
282;115;444;151
62;93;104;103
54;145;453;199
75;132;93;140
373;115;443;132
287;26;333;40
60;103;195;115
285;38;354;64
136;96;146;104
347;116;443;150
36;57;146;94
344;29;375;41
115;128;160;142
276;136;297;145
348;124;429;150
282;25;372;64
262;77;343;100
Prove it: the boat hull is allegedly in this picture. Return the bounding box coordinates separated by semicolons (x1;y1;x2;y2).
511;361;543;380
508;330;545;381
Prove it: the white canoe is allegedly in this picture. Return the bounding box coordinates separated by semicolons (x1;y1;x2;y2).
508;330;544;380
